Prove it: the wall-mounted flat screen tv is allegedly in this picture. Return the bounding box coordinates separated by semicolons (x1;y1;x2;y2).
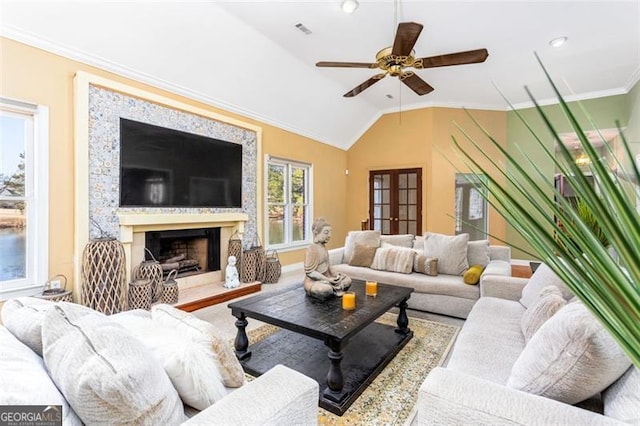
119;118;242;208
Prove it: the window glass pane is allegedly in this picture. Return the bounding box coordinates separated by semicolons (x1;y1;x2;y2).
399;173;407;189
267;164;285;203
290;167;306;204
0;200;27;281
1;114;26;195
291;205;306;241
268;205;284;245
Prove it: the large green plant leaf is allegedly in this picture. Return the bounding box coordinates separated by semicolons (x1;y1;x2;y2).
453;56;640;367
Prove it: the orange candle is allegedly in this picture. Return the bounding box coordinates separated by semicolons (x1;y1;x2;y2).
366;280;378;297
342;292;356;310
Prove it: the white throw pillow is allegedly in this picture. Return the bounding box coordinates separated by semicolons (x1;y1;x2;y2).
344;230;380;263
370;243;416;274
42;303;186;425
423;232;469;275
467;240;490;267
379;234;415;248
507;302;632;404
111;310;230;410
151;304;245;388
0;326;82;425
1;297;55;356
603;366;640;424
520;285;566;342
519;263;573;308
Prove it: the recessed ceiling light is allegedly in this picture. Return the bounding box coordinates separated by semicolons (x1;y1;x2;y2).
549;36;568;48
341;0;359;14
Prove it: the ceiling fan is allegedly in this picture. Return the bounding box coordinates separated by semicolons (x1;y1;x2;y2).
316;22;489;98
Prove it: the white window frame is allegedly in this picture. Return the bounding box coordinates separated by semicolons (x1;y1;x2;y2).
0;98;49;299
264;155;313;251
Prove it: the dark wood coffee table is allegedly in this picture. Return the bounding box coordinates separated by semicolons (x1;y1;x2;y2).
228;280;413;415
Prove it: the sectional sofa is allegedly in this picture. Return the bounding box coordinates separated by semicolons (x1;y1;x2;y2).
330;231;512;318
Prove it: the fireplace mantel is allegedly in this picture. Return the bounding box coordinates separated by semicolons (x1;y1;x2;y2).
118;212;248;288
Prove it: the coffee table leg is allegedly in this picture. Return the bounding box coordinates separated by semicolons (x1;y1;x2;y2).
324;339;347;403
234;312;251;360
396;297;411;335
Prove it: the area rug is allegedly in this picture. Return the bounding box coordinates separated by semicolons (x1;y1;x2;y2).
242;312;460;426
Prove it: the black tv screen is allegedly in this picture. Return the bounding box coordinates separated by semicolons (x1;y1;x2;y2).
119;118;242;208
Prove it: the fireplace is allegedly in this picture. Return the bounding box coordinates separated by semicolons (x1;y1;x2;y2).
145;228;221;278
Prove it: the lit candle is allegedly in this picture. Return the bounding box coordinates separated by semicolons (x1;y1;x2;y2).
342;292;356;310
366;280;378;297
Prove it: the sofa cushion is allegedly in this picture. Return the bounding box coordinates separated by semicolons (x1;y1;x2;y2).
520;263;573;308
370;243;415;274
507;302;632;404
1;297;54;356
520;285;566;342
603;366;640;424
0;325;82;425
380;234;414;248
413;253;438;276
462;265;483;285
467;240;490;267
413;235;424;250
348;242;377;267
424;232;469;275
41;302;186;425
446;297;526;384
112;310;232;410
152;304;245;388
344;230;380;264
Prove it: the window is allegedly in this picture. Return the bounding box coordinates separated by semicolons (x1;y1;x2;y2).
0;98;49;299
455;173;487;241
265;157;312;249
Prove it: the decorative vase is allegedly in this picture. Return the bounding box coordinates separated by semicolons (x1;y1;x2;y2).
81;237;128;314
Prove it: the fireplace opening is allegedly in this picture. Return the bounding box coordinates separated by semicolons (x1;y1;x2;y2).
145;228;221;278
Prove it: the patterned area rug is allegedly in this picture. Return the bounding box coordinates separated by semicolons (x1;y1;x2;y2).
243;312;460;426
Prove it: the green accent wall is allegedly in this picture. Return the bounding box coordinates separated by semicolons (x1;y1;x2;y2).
505;94;632;259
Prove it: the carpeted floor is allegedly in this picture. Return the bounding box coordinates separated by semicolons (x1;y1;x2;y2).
241;312;460;426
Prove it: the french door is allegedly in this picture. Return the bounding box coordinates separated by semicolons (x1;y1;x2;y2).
369;168;422;235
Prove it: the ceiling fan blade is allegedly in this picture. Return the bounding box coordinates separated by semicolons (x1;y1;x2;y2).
316;61;379;69
416;49;489;68
344;74;386;97
391;22;424;56
401;73;434;96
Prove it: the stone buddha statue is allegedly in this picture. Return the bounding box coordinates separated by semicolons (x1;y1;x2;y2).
304;217;352;301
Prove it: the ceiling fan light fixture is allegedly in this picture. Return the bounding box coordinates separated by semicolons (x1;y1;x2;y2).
341;0;359;14
549;36;568;48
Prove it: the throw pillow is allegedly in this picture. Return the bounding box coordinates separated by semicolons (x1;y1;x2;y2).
41;302;186;425
467;240;491;267
370;243;415;274
413;253;438;276
0;326;82;425
344;230;380;264
520;285;566;342
380;234;415;248
151;304;245;388
423;232;469;275
111;310;229;410
507;302;632;404
519;263;574;308
1;297;54;356
348;242;377;267
463;264;484;285
603;366;640;424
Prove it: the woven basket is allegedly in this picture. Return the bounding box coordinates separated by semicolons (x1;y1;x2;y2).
264;250;281;283
132;249;164;303
241;247;259;283
228;230;242;277
128;279;152;310
161;270;179;304
38;274;73;302
81;238;128;314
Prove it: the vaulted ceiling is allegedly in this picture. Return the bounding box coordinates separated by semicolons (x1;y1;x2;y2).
1;1;639;150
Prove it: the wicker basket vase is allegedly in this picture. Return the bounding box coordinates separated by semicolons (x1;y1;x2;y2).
38;274;73;303
128;278;152;310
81;238;128;314
161;270;179;305
241;235;266;283
132;249;164;303
264;250;282;284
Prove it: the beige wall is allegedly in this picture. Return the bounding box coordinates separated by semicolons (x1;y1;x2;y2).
346;107;508;244
0;37;348;289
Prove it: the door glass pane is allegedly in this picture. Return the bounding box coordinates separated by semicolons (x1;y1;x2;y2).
408;222;417;235
408;189;417;204
398;173;407;189
290;167;306;204
382;189;390;204
399;205;407;219
408;173;417;188
382;205;390;218
374;219;382;231
382;219;390;234
399;189;407;204
373;175;383;189
267;164;285;203
268;204;284;245
291;205;306;242
408;207;416;220
399;221;407;234
374;205;381;218
382;174;390;188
